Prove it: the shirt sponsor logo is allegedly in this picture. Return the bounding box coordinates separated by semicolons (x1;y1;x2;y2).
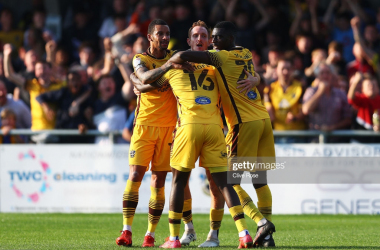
247;91;257;100
195;96;211;105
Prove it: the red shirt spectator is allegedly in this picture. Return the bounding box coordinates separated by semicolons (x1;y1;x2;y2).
347;43;375;80
348;73;380;130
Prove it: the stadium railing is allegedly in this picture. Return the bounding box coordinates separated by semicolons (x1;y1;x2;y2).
2;129;380;144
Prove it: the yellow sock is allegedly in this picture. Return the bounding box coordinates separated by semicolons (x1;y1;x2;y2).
182;199;192;224
123;180;141;226
233;185;264;224
229;205;247;232
256;185;272;222
147;186;165;233
168;211;182;238
210;208;224;230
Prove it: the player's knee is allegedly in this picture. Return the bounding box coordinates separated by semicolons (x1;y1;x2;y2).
129;171;143;182
150;173;167;188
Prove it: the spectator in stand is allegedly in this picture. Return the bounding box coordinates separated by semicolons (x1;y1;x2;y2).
284;50;307;86
122;110;134;143
0;53;17;97
24;8;55;50
263;46;282;84
363;23;380;54
289;0;320;39
192;0;211;24
77;42;97;69
98;0;130;39
62;5;98;61
295;33;313;71
90;74;133;144
323;0;369;63
351;16;380;81
347;42;375;81
129;3;161;38
45;40;70;81
0;80;31;129
264;58;306;134
302;63;352;138
23;27;45;60
3;44;65;130
224;0;270;51
0;8;23;49
348;72;380;131
329;12;355;63
36;71;93;143
261;29;282;64
122;99;137;143
0;108;26;144
161;3;175;26
20;49;38;81
337;75;349;93
170;3;193;50
251;50;264;75
326;41;346;76
305;48;327;78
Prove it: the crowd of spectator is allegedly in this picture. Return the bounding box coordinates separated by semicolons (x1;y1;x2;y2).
0;0;379;144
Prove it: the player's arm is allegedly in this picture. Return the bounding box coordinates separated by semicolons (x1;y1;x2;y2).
134;60;193;85
168;51;212;65
130;72;159;93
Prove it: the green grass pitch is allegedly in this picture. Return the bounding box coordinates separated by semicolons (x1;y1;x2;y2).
0;214;379;249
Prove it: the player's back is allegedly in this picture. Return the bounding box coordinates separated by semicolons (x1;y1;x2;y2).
132;50;177;127
207;48;269;129
156;63;223;128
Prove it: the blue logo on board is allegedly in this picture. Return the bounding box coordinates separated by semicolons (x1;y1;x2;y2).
195;96;211;105
247;91;257;100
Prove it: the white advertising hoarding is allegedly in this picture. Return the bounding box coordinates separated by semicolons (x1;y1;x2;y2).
0;144;379;214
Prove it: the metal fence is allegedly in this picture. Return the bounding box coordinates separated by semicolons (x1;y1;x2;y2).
2;129;380;144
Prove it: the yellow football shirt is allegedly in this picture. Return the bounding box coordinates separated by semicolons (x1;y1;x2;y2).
206;48;269;129
132;49;177;127
264;80;306;130
156;63;223;128
0;30;24;49
26;79;66;130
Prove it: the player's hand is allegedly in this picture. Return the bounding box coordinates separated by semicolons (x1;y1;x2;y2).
3;43;12;57
374;125;380;132
236;70;259;95
133;86;141;96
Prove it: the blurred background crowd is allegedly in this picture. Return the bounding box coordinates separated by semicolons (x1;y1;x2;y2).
0;0;380;144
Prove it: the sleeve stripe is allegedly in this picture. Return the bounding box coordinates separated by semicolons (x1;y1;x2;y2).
217;67;242;124
207;51;223;68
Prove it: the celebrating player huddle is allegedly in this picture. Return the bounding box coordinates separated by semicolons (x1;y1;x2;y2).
116;19;276;248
